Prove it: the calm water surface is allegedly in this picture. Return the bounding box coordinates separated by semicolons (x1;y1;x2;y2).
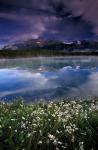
0;56;98;102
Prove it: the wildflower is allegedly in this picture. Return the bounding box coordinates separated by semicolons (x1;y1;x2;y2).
56;148;59;150
48;134;55;141
22;116;25;120
27;133;32;138
21;123;26;129
79;142;84;150
71;136;75;142
38;141;43;144
11;118;16;121
15;129;17;133
53;139;58;146
57;141;62;145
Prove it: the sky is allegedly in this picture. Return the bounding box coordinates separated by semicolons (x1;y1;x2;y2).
0;0;98;46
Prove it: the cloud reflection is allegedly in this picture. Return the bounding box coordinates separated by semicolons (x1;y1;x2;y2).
0;66;96;101
69;72;98;97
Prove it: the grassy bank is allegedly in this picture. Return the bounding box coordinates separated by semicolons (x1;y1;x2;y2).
0;99;98;150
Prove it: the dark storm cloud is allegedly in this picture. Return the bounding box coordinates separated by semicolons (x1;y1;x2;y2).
42;16;93;41
0;0;98;44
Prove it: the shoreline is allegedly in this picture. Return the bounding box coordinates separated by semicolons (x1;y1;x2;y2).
0;50;98;58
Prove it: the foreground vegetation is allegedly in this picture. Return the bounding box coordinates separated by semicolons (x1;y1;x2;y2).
1;98;98;150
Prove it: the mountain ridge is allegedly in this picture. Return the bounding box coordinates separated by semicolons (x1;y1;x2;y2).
2;39;98;52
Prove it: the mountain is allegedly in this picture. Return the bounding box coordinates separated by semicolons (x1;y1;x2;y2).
2;39;98;52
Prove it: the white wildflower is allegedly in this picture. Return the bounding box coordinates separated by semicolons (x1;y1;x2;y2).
48;134;55;141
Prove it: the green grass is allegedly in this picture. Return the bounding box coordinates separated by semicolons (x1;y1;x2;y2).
0;98;98;150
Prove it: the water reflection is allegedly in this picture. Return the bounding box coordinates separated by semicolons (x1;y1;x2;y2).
0;56;98;101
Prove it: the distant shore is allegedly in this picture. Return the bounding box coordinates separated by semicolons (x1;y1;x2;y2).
0;49;98;58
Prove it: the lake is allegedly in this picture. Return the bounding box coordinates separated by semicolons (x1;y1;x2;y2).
0;56;98;102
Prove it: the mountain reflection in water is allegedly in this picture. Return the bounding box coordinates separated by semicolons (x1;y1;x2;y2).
0;56;98;102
